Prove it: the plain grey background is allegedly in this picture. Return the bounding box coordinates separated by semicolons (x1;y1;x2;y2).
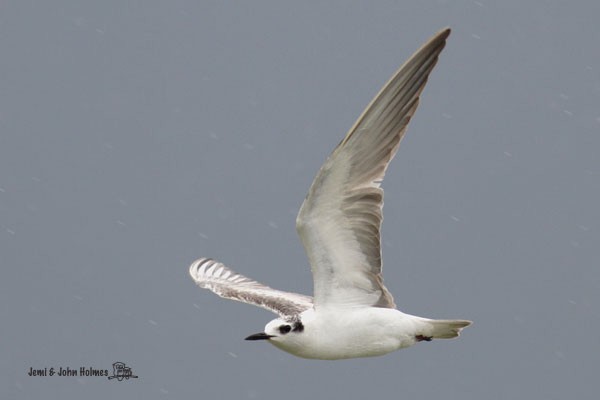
2;1;599;399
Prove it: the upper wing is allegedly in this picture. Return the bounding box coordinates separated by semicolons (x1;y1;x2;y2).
296;28;451;309
189;258;313;318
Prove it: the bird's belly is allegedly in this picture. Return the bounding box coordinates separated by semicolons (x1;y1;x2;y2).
271;334;400;360
271;309;418;360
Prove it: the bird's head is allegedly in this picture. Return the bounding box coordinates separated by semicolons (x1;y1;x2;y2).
244;310;320;358
245;317;305;343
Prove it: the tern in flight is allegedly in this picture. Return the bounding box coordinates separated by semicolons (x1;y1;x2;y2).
190;27;471;360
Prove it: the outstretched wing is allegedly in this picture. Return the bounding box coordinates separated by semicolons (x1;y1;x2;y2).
296;28;451;309
189;258;313;318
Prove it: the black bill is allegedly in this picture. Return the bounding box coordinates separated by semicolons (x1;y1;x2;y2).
244;332;275;341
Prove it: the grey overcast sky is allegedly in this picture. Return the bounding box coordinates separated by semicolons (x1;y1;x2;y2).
1;1;599;399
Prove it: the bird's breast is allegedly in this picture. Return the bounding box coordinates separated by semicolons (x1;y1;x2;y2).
271;308;418;360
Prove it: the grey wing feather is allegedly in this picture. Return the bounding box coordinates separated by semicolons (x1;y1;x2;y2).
189;258;313;318
296;28;451;309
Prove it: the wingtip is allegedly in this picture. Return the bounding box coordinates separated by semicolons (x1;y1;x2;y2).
436;26;451;38
427;27;451;45
436;28;451;45
189;257;211;280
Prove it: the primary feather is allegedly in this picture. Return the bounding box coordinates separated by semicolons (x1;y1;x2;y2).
296;28;451;309
189;258;313;318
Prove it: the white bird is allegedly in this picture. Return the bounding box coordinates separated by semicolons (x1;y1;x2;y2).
189;27;471;360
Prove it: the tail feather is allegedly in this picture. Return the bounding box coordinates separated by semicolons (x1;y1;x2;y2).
427;319;472;339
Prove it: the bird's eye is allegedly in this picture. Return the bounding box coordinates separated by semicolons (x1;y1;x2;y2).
279;325;291;334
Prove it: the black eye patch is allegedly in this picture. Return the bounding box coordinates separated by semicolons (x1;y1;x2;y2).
292;322;304;332
279;325;291;334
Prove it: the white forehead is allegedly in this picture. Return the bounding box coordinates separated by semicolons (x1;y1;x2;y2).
265;318;286;331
